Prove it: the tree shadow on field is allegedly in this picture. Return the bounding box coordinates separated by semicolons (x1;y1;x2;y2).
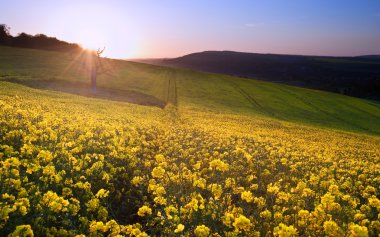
2;78;166;108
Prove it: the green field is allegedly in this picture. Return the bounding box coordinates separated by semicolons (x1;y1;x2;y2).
1;46;380;135
1;46;380;236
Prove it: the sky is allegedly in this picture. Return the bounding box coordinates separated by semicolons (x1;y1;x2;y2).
1;0;380;59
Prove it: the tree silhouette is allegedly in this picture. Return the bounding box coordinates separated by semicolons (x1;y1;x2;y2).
90;48;105;94
79;47;112;94
1;23;80;51
0;24;11;45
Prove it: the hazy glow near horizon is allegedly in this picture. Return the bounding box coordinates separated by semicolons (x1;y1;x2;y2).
1;0;380;59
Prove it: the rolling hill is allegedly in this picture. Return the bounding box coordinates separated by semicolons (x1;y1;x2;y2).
1;46;380;135
142;51;380;101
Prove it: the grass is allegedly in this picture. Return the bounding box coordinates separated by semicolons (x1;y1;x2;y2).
1;46;380;135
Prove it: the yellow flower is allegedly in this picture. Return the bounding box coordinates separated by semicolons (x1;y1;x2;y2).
2;193;15;201
260;210;272;219
320;193;341;212
186;197;200;211
19;206;28;216
131;176;144;186
209;159;229;172
37;150;54;163
241;191;254;203
106;220;121;235
174;224;185;233
154;196;167;205
138;205;152;217
208;184;223;200
154;154;165;163
254;196;266;208
301;188;315;198
222;212;235;227
152;167;165;179
194;225;210;237
95;189;109;199
193;178;207;189
267;183;280;195
328;184;340;195
280;158;288;165
225;178;236;188
354;213;365;221
41;191;69;213
8;225;34;237
86;198;100;212
323;220;342;237
274;223;298;237
233;215;252;232
89;221;108;233
368;197;380;210
165;206;178;220
297;210;309;226
348;224;368;237
154;186;166;196
193;162;201;170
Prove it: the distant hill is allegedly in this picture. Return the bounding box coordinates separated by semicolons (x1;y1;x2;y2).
141;51;380;101
356;55;380;60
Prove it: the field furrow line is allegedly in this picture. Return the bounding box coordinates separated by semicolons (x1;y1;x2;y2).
227;80;278;118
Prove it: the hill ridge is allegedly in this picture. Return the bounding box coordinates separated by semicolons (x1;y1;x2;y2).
140;50;380;101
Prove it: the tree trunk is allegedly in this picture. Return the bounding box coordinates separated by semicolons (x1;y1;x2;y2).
91;67;97;94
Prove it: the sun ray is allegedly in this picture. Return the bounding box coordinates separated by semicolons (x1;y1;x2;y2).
57;48;87;80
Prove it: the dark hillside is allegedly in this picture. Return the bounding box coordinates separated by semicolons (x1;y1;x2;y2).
148;51;380;100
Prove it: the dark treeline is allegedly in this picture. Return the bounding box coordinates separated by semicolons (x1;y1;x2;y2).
0;24;81;52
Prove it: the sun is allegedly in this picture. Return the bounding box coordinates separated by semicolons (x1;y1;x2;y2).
77;28;107;50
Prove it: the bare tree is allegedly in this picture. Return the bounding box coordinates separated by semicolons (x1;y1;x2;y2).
68;46;116;94
89;47;105;94
75;47;113;94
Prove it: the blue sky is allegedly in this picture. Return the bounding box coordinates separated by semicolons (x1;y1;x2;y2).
1;0;380;58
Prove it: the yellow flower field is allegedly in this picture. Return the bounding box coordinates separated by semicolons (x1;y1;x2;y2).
0;82;379;236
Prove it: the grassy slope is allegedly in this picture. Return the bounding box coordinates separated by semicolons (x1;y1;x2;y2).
1;46;380;135
2;48;380;237
2;80;379;154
